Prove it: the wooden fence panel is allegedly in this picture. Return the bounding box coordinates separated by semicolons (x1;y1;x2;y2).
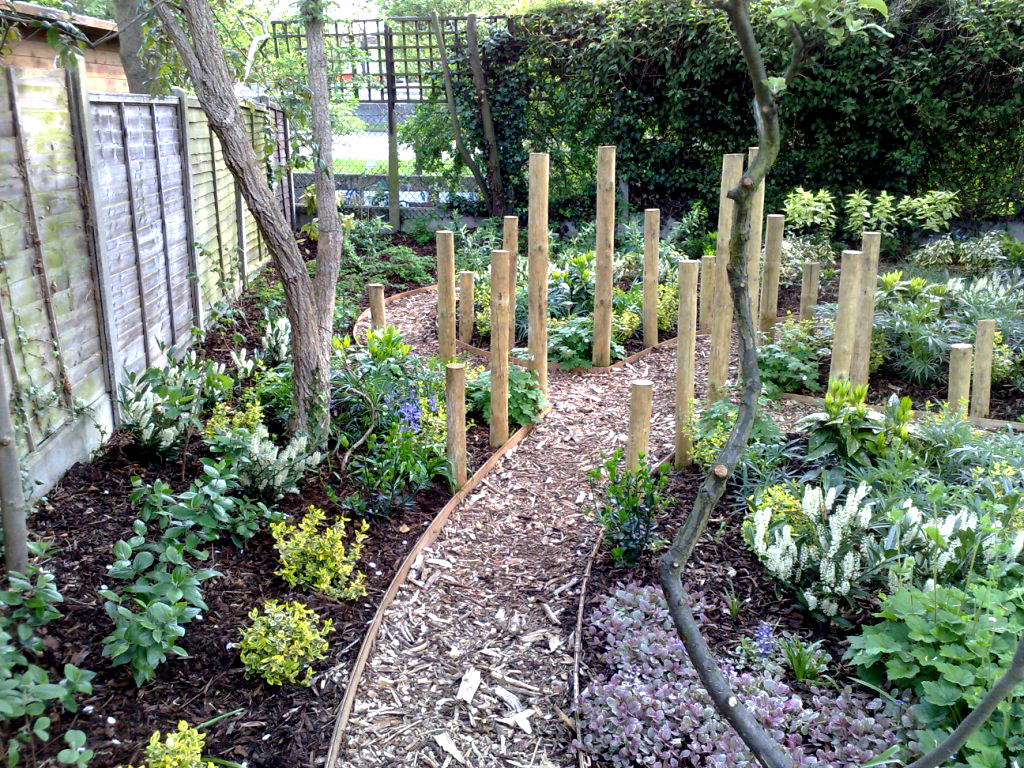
0;68;106;455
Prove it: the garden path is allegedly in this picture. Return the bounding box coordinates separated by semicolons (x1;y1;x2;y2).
340;288;810;767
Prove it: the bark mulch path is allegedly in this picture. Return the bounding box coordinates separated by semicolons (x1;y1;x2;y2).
339;289;816;767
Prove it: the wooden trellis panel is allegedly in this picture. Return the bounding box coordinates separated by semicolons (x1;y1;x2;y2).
0;67;106;454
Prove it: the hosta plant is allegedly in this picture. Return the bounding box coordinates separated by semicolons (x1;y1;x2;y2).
239;600;332;685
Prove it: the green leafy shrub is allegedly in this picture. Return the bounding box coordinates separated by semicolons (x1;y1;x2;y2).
846;578;1024;765
0;547;95;767
271;505;368;600
691;397;783;468
239;600;332;686
758;318;825;397
587;449;669;565
656;280;678;332
784;187;836;237
135;721;213;768
778;236;836;288
466;365;546;428
611;307;641;344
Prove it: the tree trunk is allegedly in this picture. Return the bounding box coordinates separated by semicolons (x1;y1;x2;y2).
150;0;329;434
112;0;160;93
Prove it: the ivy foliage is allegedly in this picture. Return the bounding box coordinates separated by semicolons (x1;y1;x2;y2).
407;0;1023;218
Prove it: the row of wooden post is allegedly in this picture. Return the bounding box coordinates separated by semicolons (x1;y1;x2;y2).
947;318;996;418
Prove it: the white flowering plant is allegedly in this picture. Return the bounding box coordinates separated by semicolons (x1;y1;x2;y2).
119;350;232;457
260;315;291;366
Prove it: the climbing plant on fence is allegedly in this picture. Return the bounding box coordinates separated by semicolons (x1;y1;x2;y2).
403;0;1023;219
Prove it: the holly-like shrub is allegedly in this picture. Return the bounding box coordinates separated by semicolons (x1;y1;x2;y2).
271;506;368;600
238;600;332;685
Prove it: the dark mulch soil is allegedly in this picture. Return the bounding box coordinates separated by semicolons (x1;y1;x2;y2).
29;420;490;768
866;367;1024;423
18;233;487;767
584;465;859;694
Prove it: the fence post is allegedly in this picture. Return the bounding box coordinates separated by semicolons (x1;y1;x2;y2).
799;261;820;322
445;363;467;488
675;260;699;469
490;249;510;448
459;270;474;344
970;319;995;419
172;87;203;331
829;250;865;382
593;145;616;367
368;283;386;330
235;182;248;290
699;254;715;332
758;214;784;335
625;379;653;472
0;354;27;576
67;59;122;424
643;208;660;348
745;146;766;322
850;231;881;387
503;215;518;347
528;153;549;394
436;230;456;362
384;23;400;231
949;343;973;414
708;153;746;400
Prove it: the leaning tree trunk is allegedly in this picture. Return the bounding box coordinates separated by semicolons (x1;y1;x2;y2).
151;0;336;435
112;0;161;93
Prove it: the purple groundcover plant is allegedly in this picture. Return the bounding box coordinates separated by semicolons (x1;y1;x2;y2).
575;584;918;768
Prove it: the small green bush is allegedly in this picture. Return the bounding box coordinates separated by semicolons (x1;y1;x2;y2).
271;506;368;600
588;449;669;566
466;365;546;428
137;721;212;768
757;318;825;397
239;600;332;686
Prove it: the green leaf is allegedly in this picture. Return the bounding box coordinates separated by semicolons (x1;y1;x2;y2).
859;0;889;18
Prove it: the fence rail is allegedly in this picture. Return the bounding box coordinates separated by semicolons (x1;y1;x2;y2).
0;62;295;497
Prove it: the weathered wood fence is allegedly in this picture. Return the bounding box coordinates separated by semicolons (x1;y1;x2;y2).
0;63;295;496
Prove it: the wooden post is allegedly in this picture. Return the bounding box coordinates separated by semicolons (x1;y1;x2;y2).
625;379;653;472
850;231;882;387
699;254;716;332
489;250;510;448
445;362;467;488
970;319;995;419
949;343;973;414
458;271;474;344
68;59;122;425
528;153;549;394
708;153;746;399
173;88;202;331
799;262;821;322
829;250;865;382
368;283;386;330
643;208;660;348
384;24;401;230
745;146;766;322
503;215;518;347
674;260;699;469
593;145;616;367
436;230;457;361
758;214;785;335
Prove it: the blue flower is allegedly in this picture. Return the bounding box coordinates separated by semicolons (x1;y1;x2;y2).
397;398;421;434
754;621;774;658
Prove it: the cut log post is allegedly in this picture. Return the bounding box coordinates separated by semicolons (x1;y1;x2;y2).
699;254;716;332
436;229;457;362
850;231;882;388
503;215;518;347
458;271;474;344
445;362;467;488
528;153;550;394
758;214;785;335
675;260;699;469
490;249;510;448
744;146;766;323
949;343;973;414
593;145;616;367
708;153;746;400
643;208;660;348
799;261;821;322
368;283;386;331
970;319;995;419
625;379;653;473
829;250;865;381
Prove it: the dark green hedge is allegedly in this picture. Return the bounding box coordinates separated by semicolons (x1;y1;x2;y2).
407;0;1023;219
